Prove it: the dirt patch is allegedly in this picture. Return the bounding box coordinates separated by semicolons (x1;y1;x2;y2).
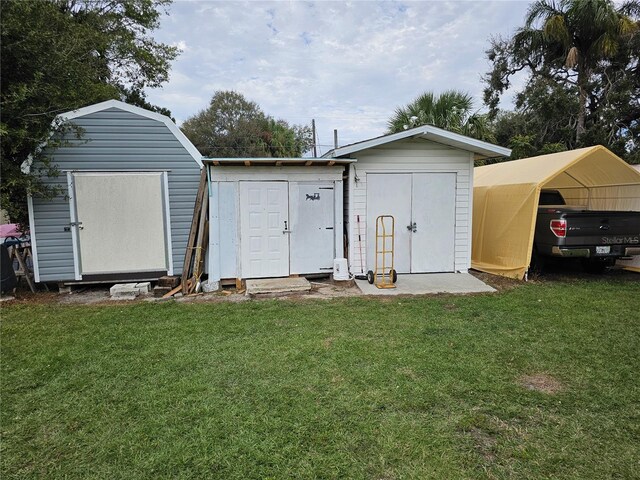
468;427;497;462
471;264;639;290
469;270;523;292
396;366;418;380
519;373;564;394
322;336;336;349
4;277;362;306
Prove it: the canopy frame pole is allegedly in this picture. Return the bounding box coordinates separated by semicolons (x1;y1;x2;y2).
559;171;591;208
550;182;640;189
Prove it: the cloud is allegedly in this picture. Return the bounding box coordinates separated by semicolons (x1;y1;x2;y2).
145;0;530;150
172;40;188;52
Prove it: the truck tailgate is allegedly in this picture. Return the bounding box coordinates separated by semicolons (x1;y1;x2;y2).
563;211;640;246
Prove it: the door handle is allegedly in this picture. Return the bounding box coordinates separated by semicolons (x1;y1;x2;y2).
64;222;83;232
283;220;292;234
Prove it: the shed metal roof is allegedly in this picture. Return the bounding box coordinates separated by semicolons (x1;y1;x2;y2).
57;100;203;166
324;124;511;160
21;99;204;174
203;157;355;166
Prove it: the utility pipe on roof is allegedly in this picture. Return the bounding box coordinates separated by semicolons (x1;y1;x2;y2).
206;164;212;197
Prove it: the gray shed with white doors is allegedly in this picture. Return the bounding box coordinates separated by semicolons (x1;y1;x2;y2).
325;126;510;276
27;100;202;283
205;158;351;281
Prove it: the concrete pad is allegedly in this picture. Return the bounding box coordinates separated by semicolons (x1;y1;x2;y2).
355;273;496;296
246;277;311;295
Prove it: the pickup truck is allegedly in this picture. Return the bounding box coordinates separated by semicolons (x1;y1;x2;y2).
532;190;640;273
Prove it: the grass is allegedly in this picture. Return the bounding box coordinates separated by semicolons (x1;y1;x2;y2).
1;278;639;479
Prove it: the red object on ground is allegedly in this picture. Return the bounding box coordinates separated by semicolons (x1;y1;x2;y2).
0;224;26;238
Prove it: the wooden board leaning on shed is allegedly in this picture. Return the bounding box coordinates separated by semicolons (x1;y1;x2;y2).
164;168;209;297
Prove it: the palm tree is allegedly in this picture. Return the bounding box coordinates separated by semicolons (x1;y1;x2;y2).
515;0;639;142
387;90;494;142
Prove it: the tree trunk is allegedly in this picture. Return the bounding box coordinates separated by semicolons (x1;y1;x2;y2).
576;68;588;144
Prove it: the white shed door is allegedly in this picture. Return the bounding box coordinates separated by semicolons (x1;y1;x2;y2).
366;174;412;273
289;183;335;274
410;173;456;272
366;172;457;274
240;182;289;278
73;172;168;275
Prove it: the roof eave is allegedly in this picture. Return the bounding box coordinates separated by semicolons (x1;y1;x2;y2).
329;125;511;159
202;157;355;166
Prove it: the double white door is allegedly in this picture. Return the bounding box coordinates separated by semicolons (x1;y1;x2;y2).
367;173;456;273
239;181;334;278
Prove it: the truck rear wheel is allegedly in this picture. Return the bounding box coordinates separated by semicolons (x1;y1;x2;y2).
529;247;545;276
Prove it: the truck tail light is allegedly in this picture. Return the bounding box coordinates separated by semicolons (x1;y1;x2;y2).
550;219;567;238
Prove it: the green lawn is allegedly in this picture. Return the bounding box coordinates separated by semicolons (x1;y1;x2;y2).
1;278;639;479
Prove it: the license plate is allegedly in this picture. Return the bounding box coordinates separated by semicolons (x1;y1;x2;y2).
596;246;610;255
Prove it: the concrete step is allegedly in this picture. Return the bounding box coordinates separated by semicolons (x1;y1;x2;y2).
245;277;311;296
109;282;150;298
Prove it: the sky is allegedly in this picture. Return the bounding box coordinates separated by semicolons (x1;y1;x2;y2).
145;0;532;155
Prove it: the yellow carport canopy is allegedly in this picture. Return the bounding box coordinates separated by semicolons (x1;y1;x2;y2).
472;146;640;279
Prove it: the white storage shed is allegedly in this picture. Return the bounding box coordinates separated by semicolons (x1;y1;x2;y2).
205;158;353;281
325;126;511;276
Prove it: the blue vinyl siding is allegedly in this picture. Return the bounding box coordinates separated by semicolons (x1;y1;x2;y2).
32;107;201;282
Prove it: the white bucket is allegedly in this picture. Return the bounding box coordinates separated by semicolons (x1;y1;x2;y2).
333;258;350;281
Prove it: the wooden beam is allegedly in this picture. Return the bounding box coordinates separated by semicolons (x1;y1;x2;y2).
162;284;182;298
305;160;312;166
275;160;282;166
244;160;251;166
212;160;220;166
182;169;207;293
190;201;209;293
327;160;335;166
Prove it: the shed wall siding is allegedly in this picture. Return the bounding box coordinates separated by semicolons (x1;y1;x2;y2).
347;139;473;274
32;107;200;282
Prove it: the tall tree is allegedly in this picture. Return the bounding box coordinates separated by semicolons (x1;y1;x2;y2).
1;0;178;225
484;0;639;158
181;91;313;158
387;90;495;142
